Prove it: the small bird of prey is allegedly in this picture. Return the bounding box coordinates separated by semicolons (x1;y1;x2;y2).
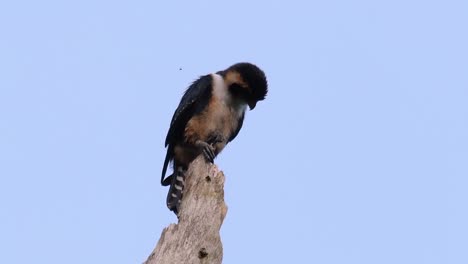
161;62;268;215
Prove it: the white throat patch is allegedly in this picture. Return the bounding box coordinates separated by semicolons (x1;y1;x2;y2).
212;73;229;102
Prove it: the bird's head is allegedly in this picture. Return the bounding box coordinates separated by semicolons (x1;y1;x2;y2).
219;62;268;110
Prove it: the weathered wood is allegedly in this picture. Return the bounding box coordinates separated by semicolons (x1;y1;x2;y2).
144;156;228;264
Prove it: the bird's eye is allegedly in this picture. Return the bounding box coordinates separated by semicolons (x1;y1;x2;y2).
229;83;245;96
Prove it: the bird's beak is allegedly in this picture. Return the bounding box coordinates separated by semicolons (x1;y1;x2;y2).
248;101;257;110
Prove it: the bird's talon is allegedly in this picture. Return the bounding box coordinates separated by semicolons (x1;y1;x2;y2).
203;145;215;163
196;140;215;163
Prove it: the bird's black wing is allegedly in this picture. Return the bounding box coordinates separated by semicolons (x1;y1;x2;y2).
228;111;245;143
161;74;213;185
165;74;213;146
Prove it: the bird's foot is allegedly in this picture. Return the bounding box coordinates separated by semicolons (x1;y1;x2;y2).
195;140;215;163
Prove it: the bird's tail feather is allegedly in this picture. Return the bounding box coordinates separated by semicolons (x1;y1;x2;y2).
166;167;185;215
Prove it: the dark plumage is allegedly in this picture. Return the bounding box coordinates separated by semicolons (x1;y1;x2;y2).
161;62;268;215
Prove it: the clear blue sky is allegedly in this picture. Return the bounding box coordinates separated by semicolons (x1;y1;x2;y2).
1;1;466;263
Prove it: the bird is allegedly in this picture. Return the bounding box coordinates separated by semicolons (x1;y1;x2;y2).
161;62;268;215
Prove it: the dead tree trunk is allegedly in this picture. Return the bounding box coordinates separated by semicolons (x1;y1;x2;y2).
144;156;228;264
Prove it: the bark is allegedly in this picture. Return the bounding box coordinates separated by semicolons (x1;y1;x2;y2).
144;156;228;264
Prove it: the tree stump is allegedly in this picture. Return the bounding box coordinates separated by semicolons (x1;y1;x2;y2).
144;156;228;264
